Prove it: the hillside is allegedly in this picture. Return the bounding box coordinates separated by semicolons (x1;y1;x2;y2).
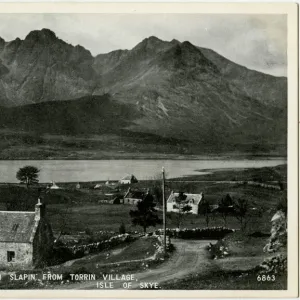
0;29;287;158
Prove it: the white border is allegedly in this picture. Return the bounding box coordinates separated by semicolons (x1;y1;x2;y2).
0;2;298;298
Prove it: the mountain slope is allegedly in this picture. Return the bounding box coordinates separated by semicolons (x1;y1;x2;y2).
0;29;287;157
0;94;141;135
0;29;97;106
199;47;287;108
91;38;286;146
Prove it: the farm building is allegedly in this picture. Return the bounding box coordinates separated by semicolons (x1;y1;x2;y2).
105;180;117;186
48;181;60;189
98;193;123;204
119;174;138;185
123;188;145;205
0;199;54;269
167;191;203;215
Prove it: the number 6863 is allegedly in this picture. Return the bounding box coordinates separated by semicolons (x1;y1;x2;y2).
257;275;276;282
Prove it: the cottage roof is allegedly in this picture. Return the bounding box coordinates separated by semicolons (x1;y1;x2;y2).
121;174;137;181
50;181;60;189
167;192;203;205
125;191;145;199
0;211;36;243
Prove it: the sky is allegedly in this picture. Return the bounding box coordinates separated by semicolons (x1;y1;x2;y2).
0;14;287;76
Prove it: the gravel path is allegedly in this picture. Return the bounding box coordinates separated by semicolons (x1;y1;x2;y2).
58;239;216;290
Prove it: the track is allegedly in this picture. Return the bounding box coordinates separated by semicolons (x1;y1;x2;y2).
60;239;216;290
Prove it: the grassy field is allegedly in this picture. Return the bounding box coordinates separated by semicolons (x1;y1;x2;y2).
0;127;286;160
0;165;286;237
47;181;285;235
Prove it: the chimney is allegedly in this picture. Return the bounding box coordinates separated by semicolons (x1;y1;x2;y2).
35;198;46;221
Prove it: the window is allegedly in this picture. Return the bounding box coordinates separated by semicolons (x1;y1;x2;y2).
12;224;19;232
7;251;15;262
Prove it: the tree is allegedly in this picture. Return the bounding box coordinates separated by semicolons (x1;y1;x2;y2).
150;179;163;205
199;194;210;227
148;171;169;205
119;222;126;234
129;193;162;233
171;192;192;229
218;194;234;227
233;198;250;230
16;166;40;188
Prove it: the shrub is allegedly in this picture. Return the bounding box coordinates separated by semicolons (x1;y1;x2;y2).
257;255;287;275
119;222;126;234
85;228;93;236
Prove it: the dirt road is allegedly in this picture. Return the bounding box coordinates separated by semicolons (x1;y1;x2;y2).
60;239;215;290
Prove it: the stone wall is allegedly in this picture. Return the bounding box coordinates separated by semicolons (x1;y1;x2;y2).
0;242;33;269
153;227;234;239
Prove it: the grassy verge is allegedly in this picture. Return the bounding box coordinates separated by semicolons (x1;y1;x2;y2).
161;269;287;290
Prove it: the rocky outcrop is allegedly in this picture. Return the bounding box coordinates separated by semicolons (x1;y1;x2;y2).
263;210;287;253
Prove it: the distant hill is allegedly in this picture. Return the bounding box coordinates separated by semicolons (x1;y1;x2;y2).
0;29;287;158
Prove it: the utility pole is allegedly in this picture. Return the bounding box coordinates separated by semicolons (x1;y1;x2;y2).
162;167;166;254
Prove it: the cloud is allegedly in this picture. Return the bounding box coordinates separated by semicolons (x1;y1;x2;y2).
0;13;286;76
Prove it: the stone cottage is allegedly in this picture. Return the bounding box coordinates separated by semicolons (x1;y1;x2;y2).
123;188;145;205
0;199;54;269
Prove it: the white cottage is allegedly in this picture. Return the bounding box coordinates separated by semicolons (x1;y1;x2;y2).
119;174;138;185
167;192;203;215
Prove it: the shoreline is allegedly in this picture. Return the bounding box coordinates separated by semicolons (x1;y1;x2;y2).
0;164;287;185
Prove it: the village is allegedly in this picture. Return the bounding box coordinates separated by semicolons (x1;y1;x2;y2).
0;164;287;289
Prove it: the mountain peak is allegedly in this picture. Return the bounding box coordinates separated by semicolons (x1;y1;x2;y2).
181;41;195;48
25;28;57;42
141;36;165;47
0;37;5;49
132;36;174;55
170;39;180;45
146;35;162;42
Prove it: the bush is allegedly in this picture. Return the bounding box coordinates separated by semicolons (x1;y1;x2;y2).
256;255;287;275
207;240;229;259
85;228;93;236
119;222;126;234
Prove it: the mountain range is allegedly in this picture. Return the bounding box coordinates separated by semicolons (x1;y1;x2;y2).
0;29;287;158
